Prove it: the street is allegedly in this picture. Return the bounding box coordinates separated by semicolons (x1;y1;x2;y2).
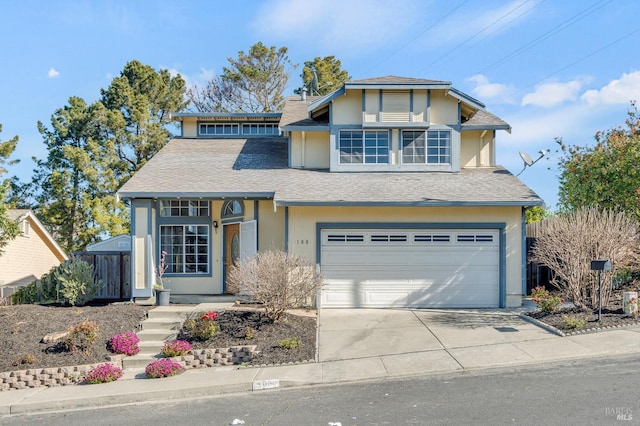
3;354;639;425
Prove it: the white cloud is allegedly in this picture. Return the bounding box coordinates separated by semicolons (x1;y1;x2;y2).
581;71;640;106
47;68;60;78
466;74;516;104
252;0;421;53
521;78;586;108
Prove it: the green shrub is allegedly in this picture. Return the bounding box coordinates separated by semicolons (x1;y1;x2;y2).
184;313;220;341
11;281;39;304
562;314;587;329
56;259;102;306
11;258;101;306
65;320;100;353
530;286;564;313
277;337;300;350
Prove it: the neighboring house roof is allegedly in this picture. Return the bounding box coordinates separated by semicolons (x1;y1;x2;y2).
118;138;543;207
86;234;131;252
6;209;68;261
280;96;328;130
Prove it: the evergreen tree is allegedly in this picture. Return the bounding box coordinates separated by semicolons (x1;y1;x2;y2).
0;123;20;254
188;42;296;113
296;55;350;96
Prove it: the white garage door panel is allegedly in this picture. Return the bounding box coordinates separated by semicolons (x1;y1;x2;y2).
321;229;500;308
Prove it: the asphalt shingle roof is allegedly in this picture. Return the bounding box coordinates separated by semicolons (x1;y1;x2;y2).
118;138;543;207
279;96;326;128
348;76;450;85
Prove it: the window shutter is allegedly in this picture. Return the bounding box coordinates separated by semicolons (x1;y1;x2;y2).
381;91;410;121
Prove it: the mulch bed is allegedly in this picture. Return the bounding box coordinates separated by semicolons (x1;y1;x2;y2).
0;302;317;374
0;303;148;373
525;282;640;334
177;308;317;365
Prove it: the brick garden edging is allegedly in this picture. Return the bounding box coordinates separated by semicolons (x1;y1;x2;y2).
0;346;259;391
0;355;124;391
169;346;258;369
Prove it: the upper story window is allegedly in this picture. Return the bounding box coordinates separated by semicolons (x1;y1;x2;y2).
199;123;239;136
198;122;281;137
402;130;451;164
242;123;280;136
160;200;210;217
339;130;389;164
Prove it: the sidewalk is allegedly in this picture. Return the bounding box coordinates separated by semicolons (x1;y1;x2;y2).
2;307;640;416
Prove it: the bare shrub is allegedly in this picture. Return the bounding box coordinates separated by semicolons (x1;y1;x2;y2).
226;250;323;322
531;207;640;308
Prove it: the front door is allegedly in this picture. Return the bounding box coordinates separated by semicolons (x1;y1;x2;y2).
224;223;240;293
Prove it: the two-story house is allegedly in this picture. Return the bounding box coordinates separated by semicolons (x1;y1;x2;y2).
117;76;543;308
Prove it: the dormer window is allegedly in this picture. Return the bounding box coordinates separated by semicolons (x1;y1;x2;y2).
339;130;389;164
402;130;451;164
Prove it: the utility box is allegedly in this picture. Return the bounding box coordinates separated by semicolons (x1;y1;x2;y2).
590;260;612;271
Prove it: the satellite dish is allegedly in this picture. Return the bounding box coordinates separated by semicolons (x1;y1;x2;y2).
519;151;534;166
516;149;546;177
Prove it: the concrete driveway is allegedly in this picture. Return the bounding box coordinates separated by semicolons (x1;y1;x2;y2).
317;309;557;363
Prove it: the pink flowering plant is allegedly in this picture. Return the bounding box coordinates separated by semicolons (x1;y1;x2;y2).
155;250;168;289
145;359;184;378
109;331;140;356
162;339;192;357
84;363;123;384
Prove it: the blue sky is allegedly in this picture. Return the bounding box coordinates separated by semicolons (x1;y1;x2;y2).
2;0;639;209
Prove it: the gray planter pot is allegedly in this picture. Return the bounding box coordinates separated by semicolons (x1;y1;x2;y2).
155;289;171;306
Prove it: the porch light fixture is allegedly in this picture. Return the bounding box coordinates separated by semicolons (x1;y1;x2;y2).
213;220;219;229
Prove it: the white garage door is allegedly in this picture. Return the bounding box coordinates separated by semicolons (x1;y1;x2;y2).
320;229;500;308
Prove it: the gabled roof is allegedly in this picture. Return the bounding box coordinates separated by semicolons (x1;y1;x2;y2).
279;96;328;131
118;138;542;207
6;209;68;261
348;75;451;87
462;109;511;132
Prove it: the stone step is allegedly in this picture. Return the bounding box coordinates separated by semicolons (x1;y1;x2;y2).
141;318;183;331
136;329;178;342
146;309;187;320
138;340;166;354
123;354;163;369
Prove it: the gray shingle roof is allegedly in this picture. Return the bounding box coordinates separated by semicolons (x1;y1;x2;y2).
463;109;511;130
349;76;450;85
118;138;543;206
279;96;327;128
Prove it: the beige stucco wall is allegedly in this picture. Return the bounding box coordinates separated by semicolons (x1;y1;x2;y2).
413;90;428;122
132;199;286;297
286;205;524;307
0;219;65;288
332;90;363;125
430;91;459;125
181;118;198;138
258;201;285;251
461;130;495;167
290;131;330;168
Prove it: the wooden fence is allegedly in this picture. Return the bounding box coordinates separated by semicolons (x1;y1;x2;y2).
74;251;131;300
